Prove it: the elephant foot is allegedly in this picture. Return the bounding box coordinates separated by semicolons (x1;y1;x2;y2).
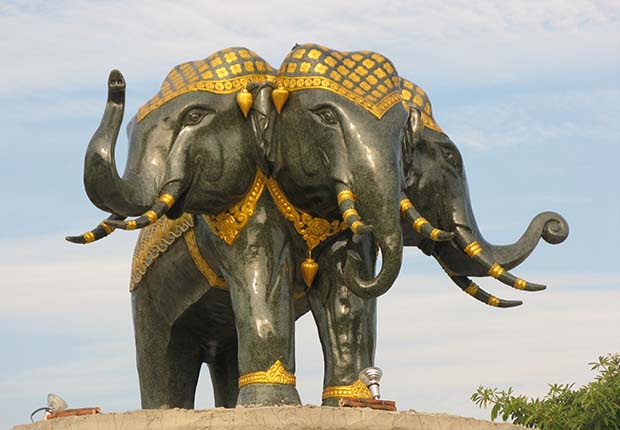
321;397;341;407
236;384;301;406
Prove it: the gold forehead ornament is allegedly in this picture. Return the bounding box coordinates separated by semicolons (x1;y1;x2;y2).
236;87;253;118
271;87;289;113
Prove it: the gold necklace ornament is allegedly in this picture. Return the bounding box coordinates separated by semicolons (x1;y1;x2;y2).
266;179;347;287
203;170;267;245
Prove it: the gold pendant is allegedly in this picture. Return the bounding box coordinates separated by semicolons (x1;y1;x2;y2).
301;255;319;287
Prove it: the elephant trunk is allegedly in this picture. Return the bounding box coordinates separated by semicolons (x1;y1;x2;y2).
106;126;192;230
342;163;403;299
479;211;569;269
83;70;154;216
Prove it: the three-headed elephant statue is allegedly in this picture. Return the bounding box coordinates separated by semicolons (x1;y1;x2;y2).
68;44;569;411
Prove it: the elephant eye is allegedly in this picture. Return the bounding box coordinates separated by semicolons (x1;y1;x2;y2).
312;108;338;125
182;108;210;126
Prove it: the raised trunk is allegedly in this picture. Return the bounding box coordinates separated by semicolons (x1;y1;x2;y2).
83;70;153;216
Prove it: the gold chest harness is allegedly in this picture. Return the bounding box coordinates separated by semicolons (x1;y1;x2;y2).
205;170;347;287
131;170;346;291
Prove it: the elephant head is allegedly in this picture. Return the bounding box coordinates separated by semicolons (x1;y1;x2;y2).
267;44;410;299
68;48;276;241
400;78;569;307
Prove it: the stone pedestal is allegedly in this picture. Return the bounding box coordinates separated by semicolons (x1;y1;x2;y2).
15;406;527;430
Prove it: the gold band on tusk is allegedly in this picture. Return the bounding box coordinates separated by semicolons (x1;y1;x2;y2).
342;208;359;222
488;296;500;307
488;263;505;278
464;241;482;258
100;222;115;235
126;220;137;230
337;190;355;205
351;220;364;234
83;232;95;243
514;278;527;290
399;198;413;213
144;210;158;224
465;282;479;296
159;194;175;208
412;217;429;232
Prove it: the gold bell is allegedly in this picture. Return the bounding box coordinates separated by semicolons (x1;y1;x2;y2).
301;257;319;288
236;87;253;118
271;87;289;113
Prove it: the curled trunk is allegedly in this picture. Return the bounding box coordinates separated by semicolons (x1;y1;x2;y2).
480;211;569;270
83;70;154;216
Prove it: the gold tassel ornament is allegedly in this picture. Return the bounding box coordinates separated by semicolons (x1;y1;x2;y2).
271;86;289;113
236;87;253;118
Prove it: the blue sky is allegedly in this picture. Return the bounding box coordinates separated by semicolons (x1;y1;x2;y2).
1;0;619;428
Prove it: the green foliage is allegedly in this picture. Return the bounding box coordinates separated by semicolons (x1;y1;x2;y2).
471;353;620;430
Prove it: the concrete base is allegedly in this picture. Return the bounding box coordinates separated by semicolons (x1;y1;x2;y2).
14;406;526;430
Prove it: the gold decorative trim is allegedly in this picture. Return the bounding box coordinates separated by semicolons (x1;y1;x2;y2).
137;47;276;122
159;193;175;208
430;229;441;241
488;296;500;307
266;179;346;251
420;112;444;134
203;170;267;245
464;241;483;258
399;198;413;213
351;220;364;234
238;360;296;388
400;77;445;134
337;189;355;204
342;208;359;222
184;228;227;290
144;210;158;224
100;222;115;235
465;282;479;296
514;278;527;290
83;232;95;243
488;263;505;278
322;380;372;400
277;44;403;119
275;76;402;119
413;217;429;232
126;220;137;230
130;214;194;291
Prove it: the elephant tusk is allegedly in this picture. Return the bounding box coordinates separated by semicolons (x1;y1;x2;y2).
106;192;176;230
65;214;125;244
454;229;546;292
335;185;373;235
448;274;523;308
399;196;454;242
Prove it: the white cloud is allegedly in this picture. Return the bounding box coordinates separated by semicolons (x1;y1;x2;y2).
1;0;618;96
436;87;620;151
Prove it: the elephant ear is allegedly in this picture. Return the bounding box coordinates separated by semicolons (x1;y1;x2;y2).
249;83;277;175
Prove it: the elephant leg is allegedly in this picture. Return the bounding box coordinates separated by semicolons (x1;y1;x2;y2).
219;199;300;406
207;344;239;408
309;234;377;406
133;290;203;409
